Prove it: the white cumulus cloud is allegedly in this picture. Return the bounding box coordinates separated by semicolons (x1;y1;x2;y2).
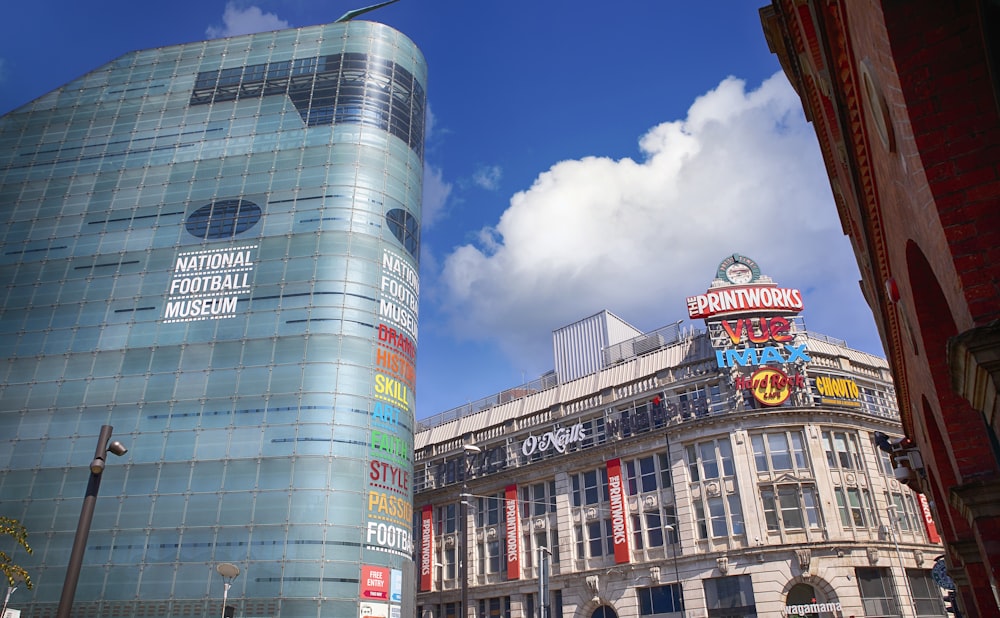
206;3;289;38
473;165;503;191
422;164;452;229
437;72;875;373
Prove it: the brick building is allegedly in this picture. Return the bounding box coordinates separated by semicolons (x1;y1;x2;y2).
760;2;1000;616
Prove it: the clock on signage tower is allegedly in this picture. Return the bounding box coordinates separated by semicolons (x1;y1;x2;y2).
725;262;754;284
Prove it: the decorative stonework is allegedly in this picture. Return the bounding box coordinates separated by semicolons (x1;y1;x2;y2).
796;548;812;571
948;321;1000;433
717;556;730;574
949;477;1000;524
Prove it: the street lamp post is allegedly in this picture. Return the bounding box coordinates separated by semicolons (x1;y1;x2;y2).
887;505;913;617
216;563;241;618
664;524;683;614
459;444;480;618
537;546;551;618
2;573;25;618
56;425;128;618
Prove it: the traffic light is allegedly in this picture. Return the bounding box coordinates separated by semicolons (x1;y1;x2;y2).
944;590;962;617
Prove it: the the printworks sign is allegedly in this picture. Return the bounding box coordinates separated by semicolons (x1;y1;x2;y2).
687;254;803;320
690;255;810;406
163;246;256;322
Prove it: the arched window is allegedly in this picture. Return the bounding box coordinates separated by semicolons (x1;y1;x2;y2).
591;606;618;618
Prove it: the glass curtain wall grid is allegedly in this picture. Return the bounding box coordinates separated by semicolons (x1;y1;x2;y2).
0;19;426;618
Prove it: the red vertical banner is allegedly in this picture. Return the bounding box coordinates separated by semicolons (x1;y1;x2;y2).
917;493;941;543
504;484;521;580
420;504;434;591
606;458;631;564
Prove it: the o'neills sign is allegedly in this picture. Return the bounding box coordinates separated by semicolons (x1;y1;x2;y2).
419;505;433;592
687;285;804;319
521;422;587;457
505;485;521;579
606;458;631;564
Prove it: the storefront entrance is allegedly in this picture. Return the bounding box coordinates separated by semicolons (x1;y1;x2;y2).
784;583;841;617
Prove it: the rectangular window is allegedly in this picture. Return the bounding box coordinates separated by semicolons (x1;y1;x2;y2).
658;452;673;488
693;494;744;539
752;430;809;473
477;596;511;618
856;567;900;617
625;454;669;494
847;487;866;527
907;569;947;617
638;583;683;615
704;575;757;618
822;429;863;470
436;503;456;534
835;488;851;527
688;438;736;480
521;481;558;518
477;492;504;527
761;484;822;533
572;468;608;507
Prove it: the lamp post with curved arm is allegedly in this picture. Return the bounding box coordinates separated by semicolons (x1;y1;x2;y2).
216;563;241;618
664;524;684;614
459;444;480;618
56;425;129;618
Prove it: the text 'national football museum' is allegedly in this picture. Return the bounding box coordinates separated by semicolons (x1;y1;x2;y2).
0;18;426;618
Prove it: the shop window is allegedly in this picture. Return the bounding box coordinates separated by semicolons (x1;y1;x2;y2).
907;569;947;617
704;575;757;618
855;567;900;617
477;596;511;618
638;583;683;615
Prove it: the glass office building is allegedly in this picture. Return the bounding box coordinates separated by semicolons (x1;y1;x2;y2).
0;19;425;618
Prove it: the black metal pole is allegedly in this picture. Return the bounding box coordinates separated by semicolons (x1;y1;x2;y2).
460;481;468;618
56;425;114;618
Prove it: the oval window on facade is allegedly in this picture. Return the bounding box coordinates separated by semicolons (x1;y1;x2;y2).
385;207;419;259
185;199;262;239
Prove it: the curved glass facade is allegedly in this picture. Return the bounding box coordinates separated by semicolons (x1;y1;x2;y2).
0;20;425;618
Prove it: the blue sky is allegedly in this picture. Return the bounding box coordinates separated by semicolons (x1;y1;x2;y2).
0;1;884;419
